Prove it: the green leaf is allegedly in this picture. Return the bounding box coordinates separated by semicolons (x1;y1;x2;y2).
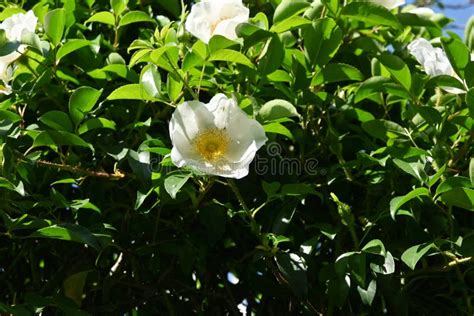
107;83;155;101
270;16;312;33
258;35;284;75
436;177;472;197
312;63;364;85
118;11;155;28
39;111;74;132
465;61;474;88
440;188;474;211
341;2;401;28
33;131;92;150
263;122;294;140
401;243;434;270
466;88;474;118
441;37;470;75
111;0;127;16
390;187;430;219
85;11;115;26
302;18;342;68
56;39;91;62
0;178;25;195
64;271;88;306
362;239;386;256
69;87;102;125
209;35;240;53
164;173;191;199
30;224;101;251
377;53;412;92
357;280;377;306
258;99;299;122
44;9;66;46
275;253;308;298
362;119;406;141
393;159;426;182
209;49;255;69
273;0;310;24
140;64;161;98
78;118;116;135
0;8;25;21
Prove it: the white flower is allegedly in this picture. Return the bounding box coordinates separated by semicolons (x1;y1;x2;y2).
0;10;38;42
366;0;405;10
407;7;435;17
408;38;465;94
169;94;267;179
185;0;249;44
408;38;454;77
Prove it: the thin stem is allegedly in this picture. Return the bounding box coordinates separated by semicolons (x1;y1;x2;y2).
195;177;215;208
164;53;198;99
227;179;249;211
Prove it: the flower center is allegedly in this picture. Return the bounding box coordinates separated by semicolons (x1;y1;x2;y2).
194;128;229;162
210;16;231;35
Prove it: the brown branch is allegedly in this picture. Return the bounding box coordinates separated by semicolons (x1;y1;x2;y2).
15;151;127;180
34;159;127;179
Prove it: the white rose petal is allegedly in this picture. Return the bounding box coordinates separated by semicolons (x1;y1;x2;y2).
361;0;405;10
0;10;38;42
185;0;249;44
408;38;465;94
408;38;454;77
169;94;267;179
407;7;435;17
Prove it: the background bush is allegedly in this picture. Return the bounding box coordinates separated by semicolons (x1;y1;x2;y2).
0;0;473;314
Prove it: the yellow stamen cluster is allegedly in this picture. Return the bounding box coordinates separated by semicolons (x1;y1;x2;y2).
193;128;229;162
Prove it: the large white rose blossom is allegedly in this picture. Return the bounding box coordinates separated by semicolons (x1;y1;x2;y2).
169;94;267;179
408;38;454;77
0;10;38;42
185;0;249;44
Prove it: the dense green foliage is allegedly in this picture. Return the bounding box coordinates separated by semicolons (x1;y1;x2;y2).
1;0;474;314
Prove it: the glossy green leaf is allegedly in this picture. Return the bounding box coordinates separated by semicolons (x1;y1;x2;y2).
140;64;161;98
78;118;116;134
440;188;474;211
44;9;66;46
401;243;434;270
390;187;430;218
258;99;299;122
111;0;127;16
118;11;155;28
107;84;155;101
33;131;92;149
56;39;91;62
275;253;308;298
165;173;191;199
377;53;412;91
341;2;401;28
69;87;102;125
273;0;310;24
312;63;364;85
30;224;101;251
357;280;376;306
85;11;115;26
302;18;342;68
39;111;73;132
209;49;255;69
